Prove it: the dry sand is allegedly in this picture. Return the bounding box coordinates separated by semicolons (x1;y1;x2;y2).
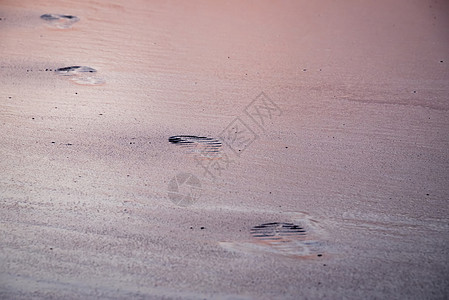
1;0;449;299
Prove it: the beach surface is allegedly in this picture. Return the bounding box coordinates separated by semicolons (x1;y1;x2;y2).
1;0;449;299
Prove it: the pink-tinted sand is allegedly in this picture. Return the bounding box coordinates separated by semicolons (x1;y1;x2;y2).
1;0;449;299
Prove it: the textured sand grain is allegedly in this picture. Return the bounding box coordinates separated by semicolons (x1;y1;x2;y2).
1;0;448;299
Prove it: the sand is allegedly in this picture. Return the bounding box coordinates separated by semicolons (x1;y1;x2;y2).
1;0;449;299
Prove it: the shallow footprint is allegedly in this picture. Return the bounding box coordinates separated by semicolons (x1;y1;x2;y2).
55;66;105;86
169;135;222;159
220;213;326;258
41;14;80;29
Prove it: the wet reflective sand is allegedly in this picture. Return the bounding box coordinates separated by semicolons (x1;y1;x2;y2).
1;0;448;299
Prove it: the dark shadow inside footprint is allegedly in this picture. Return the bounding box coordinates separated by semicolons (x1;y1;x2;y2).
251;222;307;241
55;66;96;74
169;135;222;157
41;14;76;21
169;135;203;144
169;135;222;148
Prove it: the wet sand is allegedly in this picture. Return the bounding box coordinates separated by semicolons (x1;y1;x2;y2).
1;0;449;299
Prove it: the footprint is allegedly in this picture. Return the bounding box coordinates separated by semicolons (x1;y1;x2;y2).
249;222;323;257
220;214;326;258
251;222;307;241
55;66;105;86
40;14;80;29
169;135;222;158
